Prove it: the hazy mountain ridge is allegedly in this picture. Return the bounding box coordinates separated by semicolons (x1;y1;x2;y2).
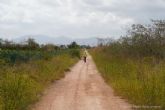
13;35;98;46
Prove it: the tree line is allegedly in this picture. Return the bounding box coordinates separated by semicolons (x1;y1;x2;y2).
0;38;90;51
109;20;165;59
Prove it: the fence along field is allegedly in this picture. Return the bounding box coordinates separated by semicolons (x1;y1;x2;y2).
0;38;80;110
91;20;165;110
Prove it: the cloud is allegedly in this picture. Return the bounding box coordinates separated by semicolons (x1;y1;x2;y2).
0;0;164;39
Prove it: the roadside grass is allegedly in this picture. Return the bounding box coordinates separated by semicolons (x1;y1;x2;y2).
0;52;79;110
90;48;165;109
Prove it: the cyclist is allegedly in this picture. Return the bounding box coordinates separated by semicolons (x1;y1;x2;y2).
83;49;87;63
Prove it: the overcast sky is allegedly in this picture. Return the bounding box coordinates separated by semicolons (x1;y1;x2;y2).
0;0;165;39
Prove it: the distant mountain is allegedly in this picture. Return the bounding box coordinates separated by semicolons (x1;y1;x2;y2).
14;35;56;44
75;38;98;46
13;35;98;46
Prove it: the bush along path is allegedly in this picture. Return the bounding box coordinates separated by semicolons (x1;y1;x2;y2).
32;54;131;110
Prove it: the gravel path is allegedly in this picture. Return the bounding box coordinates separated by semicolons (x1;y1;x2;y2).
32;55;132;110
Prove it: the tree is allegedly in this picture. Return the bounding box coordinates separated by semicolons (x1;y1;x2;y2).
0;38;3;47
26;38;39;49
117;19;165;58
59;45;66;49
68;42;80;49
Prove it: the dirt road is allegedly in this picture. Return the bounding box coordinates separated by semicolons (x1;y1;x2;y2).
32;55;132;110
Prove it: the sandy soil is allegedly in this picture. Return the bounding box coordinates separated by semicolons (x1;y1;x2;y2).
32;55;132;110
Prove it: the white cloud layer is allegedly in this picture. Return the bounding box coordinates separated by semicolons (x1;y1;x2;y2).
0;0;165;39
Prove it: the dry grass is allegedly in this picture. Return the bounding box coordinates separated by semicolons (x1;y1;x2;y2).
90;47;165;109
0;53;78;110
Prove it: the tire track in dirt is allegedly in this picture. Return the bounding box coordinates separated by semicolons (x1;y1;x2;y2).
32;55;132;110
